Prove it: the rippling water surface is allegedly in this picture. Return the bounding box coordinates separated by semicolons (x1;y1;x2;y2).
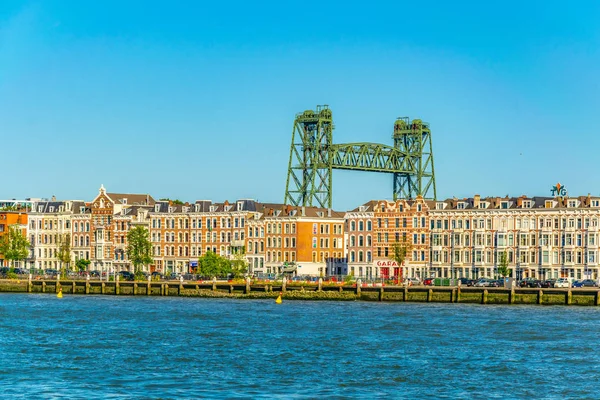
1;293;599;398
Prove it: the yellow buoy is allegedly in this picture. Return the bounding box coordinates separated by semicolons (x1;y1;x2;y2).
275;292;282;304
57;289;63;299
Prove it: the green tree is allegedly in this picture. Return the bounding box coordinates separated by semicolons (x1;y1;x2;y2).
159;198;184;205
57;233;72;275
498;250;510;277
231;250;248;278
126;226;153;274
198;250;232;277
75;259;91;272
344;270;355;284
390;238;413;280
0;225;30;269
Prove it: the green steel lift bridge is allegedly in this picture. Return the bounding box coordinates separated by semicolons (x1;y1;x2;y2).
284;105;436;208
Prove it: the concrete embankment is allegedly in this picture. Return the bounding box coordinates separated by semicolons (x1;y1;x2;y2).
2;279;600;305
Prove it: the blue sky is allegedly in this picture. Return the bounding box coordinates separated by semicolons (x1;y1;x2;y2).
1;1;599;210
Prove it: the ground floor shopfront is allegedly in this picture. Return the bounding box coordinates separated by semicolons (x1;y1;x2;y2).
348;261;430;280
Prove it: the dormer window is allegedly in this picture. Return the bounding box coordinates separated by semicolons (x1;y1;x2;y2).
80;206;85;213
209;205;217;212
568;200;578;208
592;200;600;207
155;204;160;212
478;203;487;209
435;202;445;210
545;201;553;208
168;207;174;213
522;201;532;208
49;206;54;212
38;206;43;212
317;211;324;218
195;204;200;212
182;206;189;213
59;206;64;212
501;202;509;209
359;206;367;212
237;201;243;211
289;210;296;216
122;199;127;205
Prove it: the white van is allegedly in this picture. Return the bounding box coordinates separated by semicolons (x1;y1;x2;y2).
554;278;571;288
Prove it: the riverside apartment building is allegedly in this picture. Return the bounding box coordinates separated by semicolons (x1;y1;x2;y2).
429;194;600;281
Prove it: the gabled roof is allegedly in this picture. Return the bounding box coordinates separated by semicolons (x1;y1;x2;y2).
31;201;66;214
106;193;155;206
348;200;378;213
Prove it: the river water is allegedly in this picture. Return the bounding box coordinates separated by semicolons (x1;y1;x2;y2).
0;294;598;398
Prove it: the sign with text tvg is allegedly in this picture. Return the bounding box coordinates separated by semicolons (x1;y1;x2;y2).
551;183;567;196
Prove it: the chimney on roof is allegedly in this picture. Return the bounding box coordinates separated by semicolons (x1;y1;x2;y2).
285;204;292;215
301;206;306;217
51;195;56;201
327;208;332;217
224;200;229;206
473;194;481;208
516;197;523;207
587;193;591;206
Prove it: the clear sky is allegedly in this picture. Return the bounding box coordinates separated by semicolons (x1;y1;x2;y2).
1;1;599;210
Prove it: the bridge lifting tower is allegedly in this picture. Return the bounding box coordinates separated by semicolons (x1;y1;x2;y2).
284;105;436;208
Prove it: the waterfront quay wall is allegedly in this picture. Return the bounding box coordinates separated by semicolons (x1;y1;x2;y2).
2;279;600;305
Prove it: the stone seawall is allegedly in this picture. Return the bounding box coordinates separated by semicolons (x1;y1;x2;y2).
2;279;600;305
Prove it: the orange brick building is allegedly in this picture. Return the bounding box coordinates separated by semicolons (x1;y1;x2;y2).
372;196;432;280
261;204;345;276
0;211;29;268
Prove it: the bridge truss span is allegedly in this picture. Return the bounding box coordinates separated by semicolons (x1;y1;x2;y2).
284;105;436;208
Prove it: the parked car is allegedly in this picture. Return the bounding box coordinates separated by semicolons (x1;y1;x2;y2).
423;278;435;286
89;270;101;277
405;277;421;286
474;278;494;287
572;279;598;288
168;273;181;281
540;279;557;288
519;278;542;288
458;277;475;286
118;271;134;281
554;278;571;288
44;269;58;277
151;271;164;280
